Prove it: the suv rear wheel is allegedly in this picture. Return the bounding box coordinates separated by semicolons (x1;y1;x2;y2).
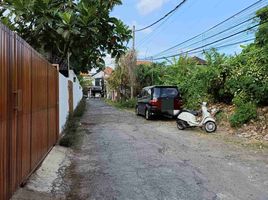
145;109;151;120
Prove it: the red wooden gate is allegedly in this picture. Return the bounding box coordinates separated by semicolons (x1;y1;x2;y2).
0;23;59;200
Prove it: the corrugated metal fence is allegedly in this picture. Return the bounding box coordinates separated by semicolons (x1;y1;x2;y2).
0;23;59;200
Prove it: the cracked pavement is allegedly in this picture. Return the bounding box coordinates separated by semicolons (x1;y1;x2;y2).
67;99;268;200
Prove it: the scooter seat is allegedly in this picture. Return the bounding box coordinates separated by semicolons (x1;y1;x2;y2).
180;109;199;116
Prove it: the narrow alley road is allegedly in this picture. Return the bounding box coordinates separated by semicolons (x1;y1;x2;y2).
67;99;268;200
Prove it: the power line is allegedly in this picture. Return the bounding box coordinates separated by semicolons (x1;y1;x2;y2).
136;0;198;48
185;38;255;55
135;0;187;32
162;4;267;57
152;0;265;57
148;20;267;60
139;38;255;61
136;11;176;48
159;15;258;57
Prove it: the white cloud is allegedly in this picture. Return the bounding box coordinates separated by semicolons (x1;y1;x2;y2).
136;0;170;15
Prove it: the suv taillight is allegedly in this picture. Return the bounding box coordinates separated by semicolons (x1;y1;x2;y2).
174;98;183;109
149;99;161;109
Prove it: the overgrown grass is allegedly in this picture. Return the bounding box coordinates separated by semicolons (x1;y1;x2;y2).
230;102;257;127
106;99;137;109
59;98;86;147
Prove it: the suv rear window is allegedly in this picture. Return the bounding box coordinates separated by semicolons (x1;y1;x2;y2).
153;87;179;98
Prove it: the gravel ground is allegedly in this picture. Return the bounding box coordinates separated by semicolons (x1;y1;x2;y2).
65;99;268;200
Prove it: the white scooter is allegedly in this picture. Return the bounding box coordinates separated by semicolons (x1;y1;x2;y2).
176;102;217;133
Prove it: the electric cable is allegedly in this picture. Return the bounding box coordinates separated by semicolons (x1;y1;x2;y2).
160;15;259;57
148;20;267;60
152;0;266;57
136;0;198;48
135;0;187;32
138;38;255;61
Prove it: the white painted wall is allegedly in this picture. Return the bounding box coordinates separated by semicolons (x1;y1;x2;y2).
59;70;83;134
59;73;69;133
72;79;83;110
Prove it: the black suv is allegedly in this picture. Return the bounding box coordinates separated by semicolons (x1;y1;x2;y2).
136;86;183;120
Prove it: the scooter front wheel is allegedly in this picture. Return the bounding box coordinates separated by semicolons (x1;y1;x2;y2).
204;121;217;133
177;120;186;130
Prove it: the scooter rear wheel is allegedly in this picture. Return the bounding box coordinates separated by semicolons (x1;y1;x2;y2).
177;120;186;130
204;121;217;133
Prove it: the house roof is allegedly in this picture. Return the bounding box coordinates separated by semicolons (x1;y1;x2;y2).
136;60;152;66
192;56;207;65
104;67;113;76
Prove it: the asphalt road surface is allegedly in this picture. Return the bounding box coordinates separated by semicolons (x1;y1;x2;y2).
67;99;268;200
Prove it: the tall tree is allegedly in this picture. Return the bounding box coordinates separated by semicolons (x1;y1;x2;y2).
119;50;136;98
0;0;132;72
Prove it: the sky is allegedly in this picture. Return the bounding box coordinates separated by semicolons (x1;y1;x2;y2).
105;0;266;67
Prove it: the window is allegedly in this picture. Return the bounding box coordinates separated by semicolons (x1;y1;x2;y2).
153;87;179;98
161;88;178;97
153;88;161;98
143;89;151;98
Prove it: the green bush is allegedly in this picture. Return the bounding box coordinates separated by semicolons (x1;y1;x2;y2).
106;98;137;109
117;99;137;109
230;102;257;127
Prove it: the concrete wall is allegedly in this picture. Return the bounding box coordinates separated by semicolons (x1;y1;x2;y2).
73;81;82;109
59;73;69;133
59;71;83;133
68;70;83;109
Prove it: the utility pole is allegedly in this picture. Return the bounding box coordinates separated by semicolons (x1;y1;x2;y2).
130;25;136;99
151;57;154;85
132;25;135;50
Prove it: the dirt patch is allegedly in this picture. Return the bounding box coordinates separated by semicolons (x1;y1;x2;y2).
212;104;268;142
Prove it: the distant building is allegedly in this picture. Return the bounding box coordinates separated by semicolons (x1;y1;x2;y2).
104;67;113;78
191;56;207;65
88;67;113;98
136;60;153;66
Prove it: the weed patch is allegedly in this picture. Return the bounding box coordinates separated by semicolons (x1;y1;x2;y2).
59;98;86;147
230;101;257;128
106;99;137;109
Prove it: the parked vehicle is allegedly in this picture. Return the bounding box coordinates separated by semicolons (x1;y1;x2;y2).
136;86;183;120
90;86;102;98
176;102;217;133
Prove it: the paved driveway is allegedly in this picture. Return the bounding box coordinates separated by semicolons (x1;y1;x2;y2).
67;99;268;200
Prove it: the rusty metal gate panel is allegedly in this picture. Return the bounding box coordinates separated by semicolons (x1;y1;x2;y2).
0;23;59;200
